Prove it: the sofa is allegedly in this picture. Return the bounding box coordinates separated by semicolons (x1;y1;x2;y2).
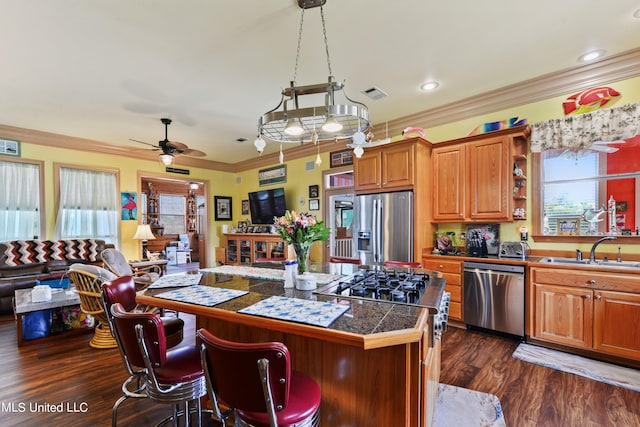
0;239;112;313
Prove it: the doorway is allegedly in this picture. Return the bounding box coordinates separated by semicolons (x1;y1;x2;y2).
139;175;209;268
322;167;355;262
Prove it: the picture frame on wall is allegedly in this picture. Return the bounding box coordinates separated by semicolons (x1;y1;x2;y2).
0;138;20;157
309;199;319;211
120;192;138;221
330;149;353;168
215;196;232;221
309;185;319;198
241;199;249;215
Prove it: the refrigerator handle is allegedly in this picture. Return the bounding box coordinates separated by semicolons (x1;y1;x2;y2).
376;199;383;263
372;199;378;263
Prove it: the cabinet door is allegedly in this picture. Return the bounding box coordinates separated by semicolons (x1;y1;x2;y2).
432;145;465;221
593;290;640;360
467;136;511;221
381;143;414;190
533;283;593;349
354;150;382;191
227;238;239;263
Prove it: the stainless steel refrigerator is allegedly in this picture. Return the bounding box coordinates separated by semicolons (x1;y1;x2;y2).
353;191;414;266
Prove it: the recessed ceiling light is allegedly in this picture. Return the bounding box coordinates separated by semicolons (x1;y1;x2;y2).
578;49;605;63
420;81;439;92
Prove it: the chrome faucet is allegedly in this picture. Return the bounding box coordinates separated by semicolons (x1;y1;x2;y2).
589;236;617;263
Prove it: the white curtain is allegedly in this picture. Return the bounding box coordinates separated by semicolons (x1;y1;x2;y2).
54;167;118;244
531;102;640;153
0;161;40;241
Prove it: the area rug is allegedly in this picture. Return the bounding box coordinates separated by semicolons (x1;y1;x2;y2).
434;384;505;427
513;343;640;393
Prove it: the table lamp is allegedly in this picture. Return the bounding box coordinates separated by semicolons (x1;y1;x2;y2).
132;224;156;260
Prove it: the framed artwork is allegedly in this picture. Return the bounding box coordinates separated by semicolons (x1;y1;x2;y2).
258;164;287;186
309;199;319;211
309;185;319;198
120;192;138;221
0;138;20;157
215;196;232;221
242;199;249;215
330;149;353;168
558;218;580;236
616;201;628;212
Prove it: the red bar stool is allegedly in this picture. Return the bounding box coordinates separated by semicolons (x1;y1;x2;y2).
111;303;207;427
197;328;321;427
329;256;362;265
101;276;186;426
383;260;423;269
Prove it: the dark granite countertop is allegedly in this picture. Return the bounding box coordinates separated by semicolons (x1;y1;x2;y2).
140;271;433;338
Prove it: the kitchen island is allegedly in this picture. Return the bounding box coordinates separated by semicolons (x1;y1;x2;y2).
136;268;445;427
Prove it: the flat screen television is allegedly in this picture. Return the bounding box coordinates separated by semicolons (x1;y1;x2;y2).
248;187;287;225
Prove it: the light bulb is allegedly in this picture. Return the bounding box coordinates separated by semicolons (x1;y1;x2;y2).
159;154;174;165
353;145;364;158
315;152;322;165
254;135;266;154
284;118;304;136
322;116;343;133
279;143;284;164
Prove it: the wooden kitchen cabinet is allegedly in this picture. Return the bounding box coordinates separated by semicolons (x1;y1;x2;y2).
224;233;286;264
354;138;416;193
422;257;463;321
531;267;640;361
431;125;530;223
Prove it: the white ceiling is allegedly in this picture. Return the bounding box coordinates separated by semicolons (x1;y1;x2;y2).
2;0;640;165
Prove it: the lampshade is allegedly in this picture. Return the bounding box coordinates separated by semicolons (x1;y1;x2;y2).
159;153;174;165
132;224;156;241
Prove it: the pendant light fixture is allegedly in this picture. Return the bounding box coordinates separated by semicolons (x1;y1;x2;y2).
255;0;370;161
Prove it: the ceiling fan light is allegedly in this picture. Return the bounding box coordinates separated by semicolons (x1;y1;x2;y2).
284;118;305;136
159;153;174;165
321;115;343;133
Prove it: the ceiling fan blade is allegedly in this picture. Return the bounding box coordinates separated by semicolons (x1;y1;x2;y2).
129;138;159;148
590;144;618;153
166;140;188;151
592;140;624;145
179;148;207;157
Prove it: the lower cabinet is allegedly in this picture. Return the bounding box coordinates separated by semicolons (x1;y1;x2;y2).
531;267;640;361
224;233;286;264
422;257;463;321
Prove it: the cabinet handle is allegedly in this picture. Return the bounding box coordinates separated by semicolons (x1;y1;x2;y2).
596;295;602;300
438;264;444;269
588;279;596;285
459;213;464;217
584;294;591;299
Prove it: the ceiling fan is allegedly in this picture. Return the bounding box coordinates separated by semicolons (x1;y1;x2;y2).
130;118;206;165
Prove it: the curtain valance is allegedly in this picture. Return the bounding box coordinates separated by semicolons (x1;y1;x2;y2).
530;102;640;153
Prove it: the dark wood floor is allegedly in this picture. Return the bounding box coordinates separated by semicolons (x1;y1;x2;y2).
2;312;639;426
440;326;640;427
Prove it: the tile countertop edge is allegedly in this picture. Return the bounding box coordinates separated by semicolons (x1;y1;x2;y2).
136;291;426;350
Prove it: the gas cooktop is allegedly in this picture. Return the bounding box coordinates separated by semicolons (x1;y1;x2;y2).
315;267;446;313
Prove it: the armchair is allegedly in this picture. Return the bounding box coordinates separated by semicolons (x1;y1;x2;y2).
101;248;160;290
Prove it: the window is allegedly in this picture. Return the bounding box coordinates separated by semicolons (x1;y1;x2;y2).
534;136;640;238
54;165;119;244
0;159;43;241
159;194;186;235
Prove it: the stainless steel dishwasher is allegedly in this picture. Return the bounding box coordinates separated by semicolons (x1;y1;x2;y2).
463;261;525;337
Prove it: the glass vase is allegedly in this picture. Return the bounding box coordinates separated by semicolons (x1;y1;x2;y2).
293;242;311;275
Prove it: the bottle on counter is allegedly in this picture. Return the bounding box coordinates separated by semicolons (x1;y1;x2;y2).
608;195;617;235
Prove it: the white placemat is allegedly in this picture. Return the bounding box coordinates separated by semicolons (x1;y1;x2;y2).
154;285;247;307
238;296;349;328
147;272;203;289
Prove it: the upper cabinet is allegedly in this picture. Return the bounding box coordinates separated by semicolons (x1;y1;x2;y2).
354;139;416;193
432;125;530;223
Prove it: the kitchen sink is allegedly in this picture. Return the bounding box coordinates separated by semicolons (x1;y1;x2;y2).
539;257;640;269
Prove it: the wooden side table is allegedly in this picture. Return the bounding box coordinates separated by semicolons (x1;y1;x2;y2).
129;259;168;276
